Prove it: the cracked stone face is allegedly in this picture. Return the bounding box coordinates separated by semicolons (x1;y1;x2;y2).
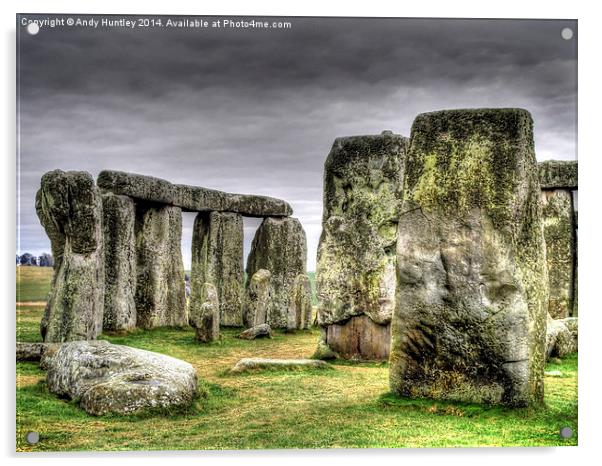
389;109;548;407
36;170;105;342
316;133;408;329
540;189;576;319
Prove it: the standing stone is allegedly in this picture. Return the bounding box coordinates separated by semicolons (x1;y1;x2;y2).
135;204;187;328
244;269;272;328
572;206;578;316
102;193;137;331
36;170;105;342
246;217;307;329
316;131;407;358
287;274;313;330
189;283;220;343
390;109;549;407
191;212;244;327
540;189;575;319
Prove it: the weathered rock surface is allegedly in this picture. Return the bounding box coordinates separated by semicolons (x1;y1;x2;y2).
246;217;307;328
538;160;578;189
36;170;105;342
287;274;313;330
390;109;549;407
325;315;390;360
317;132;407;330
102;193;137;331
540;189;576;319
98;170;292;217
191;212;244;327
238;323;273;340
546;316;578;359
230;357;329;373
312;335;338;360
135;204;187;328
189;283;220;343
244;269;272;328
46;341;198;416
16;342;57;361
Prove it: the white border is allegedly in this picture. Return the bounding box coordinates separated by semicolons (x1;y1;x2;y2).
3;1;601;465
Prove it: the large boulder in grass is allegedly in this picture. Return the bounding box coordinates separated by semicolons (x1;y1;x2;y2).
546;316;578;359
230;358;329;373
238;324;273;340
36;170;105;342
246;217;307;329
389;109;549;407
46;341;197;416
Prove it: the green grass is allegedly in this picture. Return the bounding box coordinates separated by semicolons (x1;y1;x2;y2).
16;267;577;451
16;266;52;302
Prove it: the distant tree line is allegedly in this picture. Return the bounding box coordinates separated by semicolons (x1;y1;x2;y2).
16;253;54;267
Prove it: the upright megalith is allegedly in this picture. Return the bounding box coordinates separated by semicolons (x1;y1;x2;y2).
135;204;187;329
540;189;575;319
288;274;313;330
189;283;220;342
102;193;137;331
316;131;407;359
35;170;104;342
246;217;307;329
538;160;578;319
191;211;244;327
244;269;272;328
390;109;549;407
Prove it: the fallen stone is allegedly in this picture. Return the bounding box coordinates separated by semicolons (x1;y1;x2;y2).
238;323;273;340
46;341;198;416
189;283;220;343
317;132;407;334
102;193;137;331
546;316;577;359
390;108;549;407
246;217;307;328
244;269;272;328
545;370;563;377
287;274;313;330
538;160;578;189
230;357;330;373
98;170;292;217
135;204;187;329
16;342;57;361
541;189;575;319
191;212;244;327
312;334;338;360
36;170;105;342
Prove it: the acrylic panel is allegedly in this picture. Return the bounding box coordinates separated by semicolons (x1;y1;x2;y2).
16;14;578;451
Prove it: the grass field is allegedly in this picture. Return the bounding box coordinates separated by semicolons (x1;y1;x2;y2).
16;267;578;451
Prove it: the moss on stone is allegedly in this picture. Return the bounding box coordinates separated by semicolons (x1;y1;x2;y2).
317;132;407;332
390;108;548;407
191;212;244;327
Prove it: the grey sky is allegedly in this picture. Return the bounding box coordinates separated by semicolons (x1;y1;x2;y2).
17;16;577;269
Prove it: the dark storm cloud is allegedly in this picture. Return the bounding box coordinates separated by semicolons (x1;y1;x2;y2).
17;16;577;268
